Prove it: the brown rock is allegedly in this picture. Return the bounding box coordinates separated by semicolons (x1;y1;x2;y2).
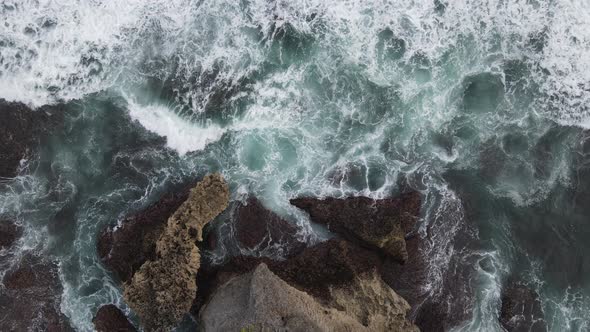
93;304;137;332
123;173;230;331
275;239;382;301
0;253;73;332
233;197;305;256
199;263;418;332
97;184;192;282
0;99;63;178
330;270;420;332
500;280;547;332
290;192;421;263
0;219;22;249
193;238;383;315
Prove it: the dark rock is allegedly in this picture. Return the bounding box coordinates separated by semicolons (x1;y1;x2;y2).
290;192;421;263
93;304;137;332
233;197;306;257
500;281;548;332
193;238;382;316
0;99;63;178
380;181;479;332
0;253;73;331
275;239;382;301
0;219;21;249
97;185;192;282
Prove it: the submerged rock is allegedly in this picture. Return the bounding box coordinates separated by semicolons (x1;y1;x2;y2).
0;219;21;249
500;280;548;332
200;263;418;332
233;197;305;257
0;99;63;178
290;192;421;263
123;173;229;331
0;253;73;332
93;304;137;332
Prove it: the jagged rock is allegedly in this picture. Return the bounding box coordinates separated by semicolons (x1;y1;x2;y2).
0;99;63;178
200;263;418;332
123;173;229;331
329;270;420;332
290;192;421;263
380;192;478;332
97;185;192;282
193;239;383;316
274;239;382;300
233;197;305;257
0;253;73;332
0;219;21;249
500;281;547;332
93;304;137;332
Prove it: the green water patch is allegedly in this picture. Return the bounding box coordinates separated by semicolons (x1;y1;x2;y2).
461;72;505;114
376;28;406;63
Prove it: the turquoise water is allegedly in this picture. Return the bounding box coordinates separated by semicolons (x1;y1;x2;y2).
1;0;590;330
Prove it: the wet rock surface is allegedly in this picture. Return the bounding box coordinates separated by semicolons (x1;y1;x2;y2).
233;197;306;257
0;253;73;332
0;99;63;178
500;280;548;332
93;304;137;332
194;238;383;313
290;191;421;263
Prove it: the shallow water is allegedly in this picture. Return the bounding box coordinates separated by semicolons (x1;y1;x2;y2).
1;0;590;331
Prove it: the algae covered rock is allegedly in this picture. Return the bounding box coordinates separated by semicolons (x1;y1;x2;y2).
123;173;229;331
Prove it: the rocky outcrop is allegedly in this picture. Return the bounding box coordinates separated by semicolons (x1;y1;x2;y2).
0;219;21;249
123;173;229;331
290;192;421;263
193;238;383;313
233;197;305;257
0;99;63;178
200;263;418;332
500;281;547;332
97;185;192;282
0;253;73;332
93;304;137;332
329;270;420;332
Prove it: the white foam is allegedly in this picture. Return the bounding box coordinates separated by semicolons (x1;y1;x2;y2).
126;100;226;156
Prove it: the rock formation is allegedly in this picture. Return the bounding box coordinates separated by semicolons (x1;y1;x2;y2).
200;263;418;332
93;304;137;332
0;99;63;178
123;173;229;331
193;238;383;314
500;280;547;332
0;253;73;332
98;185;193;282
290;192;421;263
233;197;306;257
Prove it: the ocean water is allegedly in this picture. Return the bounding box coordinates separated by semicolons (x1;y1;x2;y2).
1;0;590;331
